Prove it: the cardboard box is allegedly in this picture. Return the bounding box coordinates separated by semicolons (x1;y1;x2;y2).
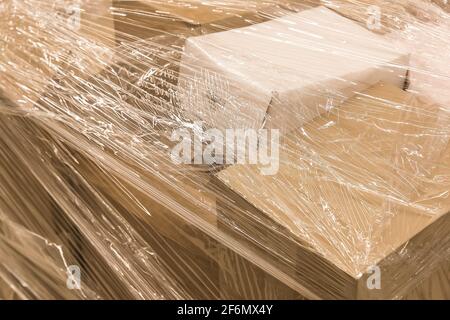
215;83;450;299
178;7;409;135
0;0;115;109
324;0;450;33
322;0;410;34
218;246;307;299
68;145;223;299
433;0;450;12
112;0;278;44
404;258;450;300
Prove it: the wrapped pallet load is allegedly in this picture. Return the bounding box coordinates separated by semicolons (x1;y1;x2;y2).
0;0;449;301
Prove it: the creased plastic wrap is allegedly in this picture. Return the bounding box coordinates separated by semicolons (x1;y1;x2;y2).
0;0;449;300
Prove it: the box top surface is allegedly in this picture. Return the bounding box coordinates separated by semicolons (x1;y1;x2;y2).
137;0;265;25
216;83;450;277
184;6;408;92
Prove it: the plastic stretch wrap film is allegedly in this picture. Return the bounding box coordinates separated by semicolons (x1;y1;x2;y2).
0;0;449;300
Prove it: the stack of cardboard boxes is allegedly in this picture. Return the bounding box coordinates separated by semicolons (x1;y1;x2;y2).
1;0;448;299
215;83;450;299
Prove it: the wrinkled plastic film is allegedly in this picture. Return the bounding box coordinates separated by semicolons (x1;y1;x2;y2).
0;0;449;299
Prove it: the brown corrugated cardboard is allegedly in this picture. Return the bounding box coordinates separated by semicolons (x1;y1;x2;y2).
112;0;278;44
215;82;450;299
178;7;409;135
0;0;115;110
